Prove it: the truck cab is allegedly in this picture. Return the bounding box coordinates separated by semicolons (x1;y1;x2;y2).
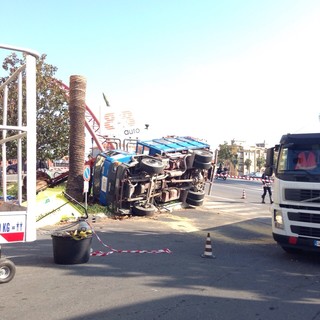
266;133;320;253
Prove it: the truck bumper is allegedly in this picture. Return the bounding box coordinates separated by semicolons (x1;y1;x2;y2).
273;233;320;253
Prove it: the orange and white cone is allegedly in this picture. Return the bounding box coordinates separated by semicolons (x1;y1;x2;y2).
201;232;216;259
241;189;246;199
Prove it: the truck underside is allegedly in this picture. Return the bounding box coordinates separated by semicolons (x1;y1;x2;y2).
92;137;213;216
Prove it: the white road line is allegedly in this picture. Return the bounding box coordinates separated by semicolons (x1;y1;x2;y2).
205;206;257;213
203;199;270;217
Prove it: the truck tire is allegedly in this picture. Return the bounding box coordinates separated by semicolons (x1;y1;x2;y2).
186;198;204;207
193;150;213;163
193;160;212;170
132;203;156;217
140;158;165;175
187;189;205;200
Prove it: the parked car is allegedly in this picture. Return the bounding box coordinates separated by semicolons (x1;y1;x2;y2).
241;172;262;179
248;172;262;179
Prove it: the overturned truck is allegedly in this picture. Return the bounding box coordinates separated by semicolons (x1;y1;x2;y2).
92;136;213;216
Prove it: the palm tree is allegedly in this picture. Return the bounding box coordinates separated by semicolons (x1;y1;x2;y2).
66;75;87;202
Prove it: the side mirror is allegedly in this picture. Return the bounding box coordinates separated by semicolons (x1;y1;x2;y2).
265;147;275;176
266;148;274;167
265;166;273;176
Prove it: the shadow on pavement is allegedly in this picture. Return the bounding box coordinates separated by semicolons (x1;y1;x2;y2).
2;214;320;320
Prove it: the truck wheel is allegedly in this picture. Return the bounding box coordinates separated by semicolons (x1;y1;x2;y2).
193;160;212;170
186;198;204;207
132;203;156;217
194;150;213;163
140;158;165;175
187;190;205;200
0;259;16;284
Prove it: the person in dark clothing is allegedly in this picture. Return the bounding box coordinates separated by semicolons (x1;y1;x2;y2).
261;173;273;204
85;154;95;197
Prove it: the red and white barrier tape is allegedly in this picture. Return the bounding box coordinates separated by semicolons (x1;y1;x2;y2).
89;223;172;256
215;173;273;182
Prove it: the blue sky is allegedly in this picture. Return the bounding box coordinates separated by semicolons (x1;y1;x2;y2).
1;0;320;149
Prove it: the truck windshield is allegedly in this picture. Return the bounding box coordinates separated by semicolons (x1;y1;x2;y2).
277;143;320;182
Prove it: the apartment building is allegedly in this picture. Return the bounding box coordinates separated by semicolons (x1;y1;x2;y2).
224;142;267;177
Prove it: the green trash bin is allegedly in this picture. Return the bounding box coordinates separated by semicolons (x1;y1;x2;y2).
52;233;93;265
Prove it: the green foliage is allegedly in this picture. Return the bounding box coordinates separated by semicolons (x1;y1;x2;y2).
256;156;266;171
244;158;252;171
0;53;69;161
217;142;232;163
0;183;18;198
72;201;111;216
88;203;111;215
218;141;239;169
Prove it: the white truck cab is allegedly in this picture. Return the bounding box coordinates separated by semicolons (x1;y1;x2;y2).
266;133;320;253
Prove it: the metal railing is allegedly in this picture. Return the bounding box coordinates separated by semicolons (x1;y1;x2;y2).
0;44;38;242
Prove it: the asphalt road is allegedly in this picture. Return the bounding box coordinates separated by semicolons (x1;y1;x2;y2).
1;180;320;320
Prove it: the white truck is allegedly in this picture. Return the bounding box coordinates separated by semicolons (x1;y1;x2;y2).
265;133;320;253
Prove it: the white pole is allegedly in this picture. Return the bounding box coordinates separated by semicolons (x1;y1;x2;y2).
25;54;37;242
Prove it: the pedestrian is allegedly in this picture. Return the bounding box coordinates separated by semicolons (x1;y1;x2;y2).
217;163;223;174
85;154;95;198
261;172;273;204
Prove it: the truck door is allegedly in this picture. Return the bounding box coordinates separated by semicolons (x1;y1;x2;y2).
96;158;120;206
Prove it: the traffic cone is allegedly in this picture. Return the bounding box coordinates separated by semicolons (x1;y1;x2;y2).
241;189;246;199
201;232;216;259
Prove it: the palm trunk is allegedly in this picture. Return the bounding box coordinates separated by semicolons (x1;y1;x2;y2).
66;75;86;202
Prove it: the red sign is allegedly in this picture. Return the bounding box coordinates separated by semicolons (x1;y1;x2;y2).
0;232;25;242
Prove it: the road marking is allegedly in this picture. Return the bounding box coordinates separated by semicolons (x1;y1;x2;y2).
203;198;271;217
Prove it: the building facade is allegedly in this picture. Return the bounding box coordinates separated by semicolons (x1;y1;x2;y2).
221;141;267;177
